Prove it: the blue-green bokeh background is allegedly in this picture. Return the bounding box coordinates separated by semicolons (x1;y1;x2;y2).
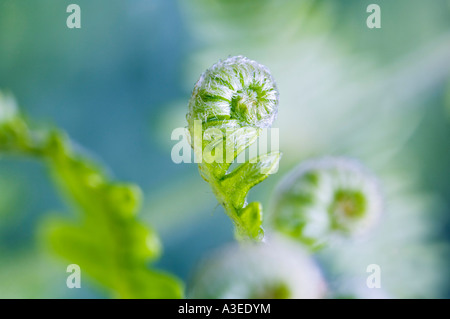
0;0;450;298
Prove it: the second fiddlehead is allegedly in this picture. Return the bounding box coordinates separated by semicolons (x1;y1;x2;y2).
270;157;383;250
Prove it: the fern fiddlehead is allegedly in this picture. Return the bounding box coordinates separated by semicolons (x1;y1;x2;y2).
270;157;383;250
187;56;281;241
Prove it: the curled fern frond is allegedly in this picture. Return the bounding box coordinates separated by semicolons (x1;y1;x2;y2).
186;56;281;241
0;92;183;298
187;55;278;130
270;157;383;250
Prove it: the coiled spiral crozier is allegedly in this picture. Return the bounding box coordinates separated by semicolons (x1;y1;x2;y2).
270;157;383;249
186;56;281;241
187;55;279;133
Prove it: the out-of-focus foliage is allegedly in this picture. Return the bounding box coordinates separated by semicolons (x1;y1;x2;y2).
188;236;326;299
0;93;183;298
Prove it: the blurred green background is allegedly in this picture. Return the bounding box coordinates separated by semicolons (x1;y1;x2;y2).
0;0;450;298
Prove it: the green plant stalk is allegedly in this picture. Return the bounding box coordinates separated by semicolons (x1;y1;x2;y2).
198;151;281;241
